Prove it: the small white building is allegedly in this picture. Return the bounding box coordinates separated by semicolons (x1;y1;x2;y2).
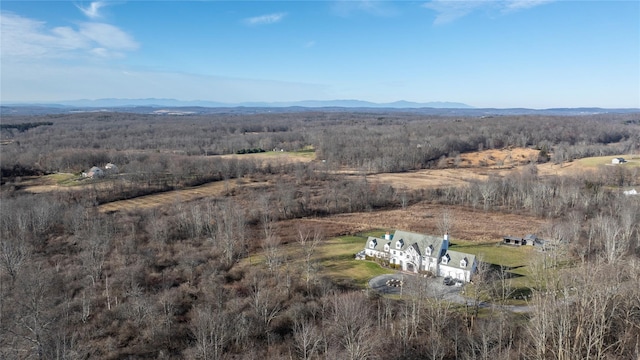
83;166;104;178
104;163;119;174
612;157;626;164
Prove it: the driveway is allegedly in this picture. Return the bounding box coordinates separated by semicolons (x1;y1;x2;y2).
368;272;465;303
368;272;533;312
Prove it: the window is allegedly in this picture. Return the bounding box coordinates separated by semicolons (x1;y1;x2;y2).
369;239;377;249
441;254;450;264
425;245;432;256
396;239;404;249
460;258;468;268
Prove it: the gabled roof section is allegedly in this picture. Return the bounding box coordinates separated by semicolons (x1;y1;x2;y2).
410;243;421;256
441;250;476;270
392;230;444;256
367;236;388;252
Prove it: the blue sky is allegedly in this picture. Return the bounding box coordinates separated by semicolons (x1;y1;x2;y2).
1;0;638;108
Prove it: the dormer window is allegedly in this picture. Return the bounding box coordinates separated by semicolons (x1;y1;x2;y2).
425;245;432;256
395;239;404;249
441;254;450;264
384;243;390;252
369;239;377;249
460;257;468;268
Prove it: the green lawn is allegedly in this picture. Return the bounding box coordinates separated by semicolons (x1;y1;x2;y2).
316;233;394;287
46;172;81;186
576;154;640;167
238;231;394;288
450;240;543;295
451;240;534;273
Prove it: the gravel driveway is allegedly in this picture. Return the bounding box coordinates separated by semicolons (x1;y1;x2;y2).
368;272;533;312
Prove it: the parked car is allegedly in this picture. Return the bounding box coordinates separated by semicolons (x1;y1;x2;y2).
443;277;454;286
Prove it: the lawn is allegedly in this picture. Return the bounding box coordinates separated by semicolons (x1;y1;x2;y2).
316;233;394;287
450;240;543;297
47;172;80;186
237;231;394;288
576;154;640;167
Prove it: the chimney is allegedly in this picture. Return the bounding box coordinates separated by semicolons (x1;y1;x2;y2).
442;233;449;251
444;233;449;241
384;231;391;240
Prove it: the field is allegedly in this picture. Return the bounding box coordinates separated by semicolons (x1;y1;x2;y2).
20;147;606;212
10;148;616;285
575;154;640;167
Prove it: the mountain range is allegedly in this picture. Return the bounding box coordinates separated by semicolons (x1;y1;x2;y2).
1;98;638;116
5;98;474;109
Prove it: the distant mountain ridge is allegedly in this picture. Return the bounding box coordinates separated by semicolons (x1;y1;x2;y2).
4;98;474;109
2;99;638;117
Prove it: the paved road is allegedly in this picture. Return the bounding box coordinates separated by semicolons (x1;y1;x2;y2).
368;272;533;313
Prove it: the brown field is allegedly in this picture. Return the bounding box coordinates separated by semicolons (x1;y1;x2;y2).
20;148;592;220
275;202;547;244
98;181;233;212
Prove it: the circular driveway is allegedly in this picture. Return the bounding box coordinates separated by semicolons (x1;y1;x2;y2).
368;272;533;312
368;273;406;295
368;272;466;303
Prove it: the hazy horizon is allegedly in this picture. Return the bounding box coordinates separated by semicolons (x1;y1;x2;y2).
1;1;638;108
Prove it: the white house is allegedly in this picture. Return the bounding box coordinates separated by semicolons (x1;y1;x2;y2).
363;230;477;282
104;163;119;174
438;250;477;282
612;157;626;164
82;166;104;178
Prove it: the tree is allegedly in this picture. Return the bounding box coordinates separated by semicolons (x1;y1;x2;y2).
329;292;378;360
189;304;231;360
292;318;323;360
297;225;323;291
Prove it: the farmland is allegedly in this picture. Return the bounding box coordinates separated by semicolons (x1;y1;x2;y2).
1;110;639;359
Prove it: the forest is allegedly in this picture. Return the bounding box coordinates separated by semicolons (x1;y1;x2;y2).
0;110;639;359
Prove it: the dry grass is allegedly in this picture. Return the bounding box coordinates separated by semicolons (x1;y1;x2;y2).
19;148;605;215
98;179;253;213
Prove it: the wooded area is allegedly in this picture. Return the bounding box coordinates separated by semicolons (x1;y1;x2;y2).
1;111;639;359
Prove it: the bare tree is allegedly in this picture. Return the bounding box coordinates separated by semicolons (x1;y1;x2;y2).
189;304;231;360
297;225;323;290
0;235;30;284
436;209;454;236
292;318;323;360
329;292;378;360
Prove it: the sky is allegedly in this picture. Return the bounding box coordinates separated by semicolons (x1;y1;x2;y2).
1;0;638;108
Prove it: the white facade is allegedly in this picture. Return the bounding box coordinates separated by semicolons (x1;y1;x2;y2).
364;230;477;282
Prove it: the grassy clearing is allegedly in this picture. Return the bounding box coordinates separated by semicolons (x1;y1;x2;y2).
47;173;80;186
316;234;394;287
576;154;640;167
451;240;538;292
239;232;394;288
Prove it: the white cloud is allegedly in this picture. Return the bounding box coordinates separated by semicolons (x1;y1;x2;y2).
504;0;554;11
304;40;316;48
423;0;554;24
331;0;399;17
79;22;138;51
0;62;330;103
77;1;107;19
0;12;138;59
244;12;286;26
